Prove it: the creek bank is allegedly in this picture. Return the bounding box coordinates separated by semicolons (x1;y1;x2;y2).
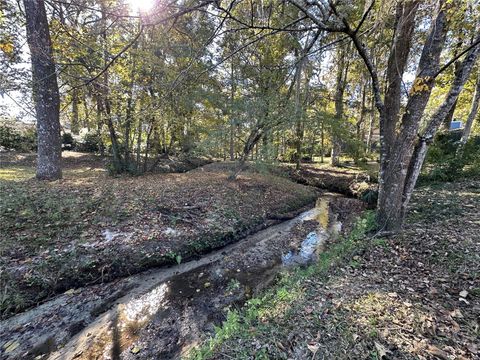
0;196;364;360
202;180;480;360
286;164;377;202
1;160;317;319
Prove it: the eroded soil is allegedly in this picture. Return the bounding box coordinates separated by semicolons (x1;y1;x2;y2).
0;196;359;360
0;153;317;318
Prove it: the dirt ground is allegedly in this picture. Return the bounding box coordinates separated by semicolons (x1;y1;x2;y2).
0;152;318;319
205;180;480;360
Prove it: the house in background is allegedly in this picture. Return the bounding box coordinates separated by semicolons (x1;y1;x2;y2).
449;120;463;131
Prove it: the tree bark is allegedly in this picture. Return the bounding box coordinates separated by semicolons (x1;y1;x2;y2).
377;1;447;231
460;71;480;145
229;124;264;180
355;79;367;163
23;0;62;180
294;50;305;170
382;1;419;163
320;121;324;163
403;34;480;215
135;117;143;172
366;88;375;154
331;43;348;166
229;59;236;161
71;88;80;135
100;0;123;171
124;60;136;168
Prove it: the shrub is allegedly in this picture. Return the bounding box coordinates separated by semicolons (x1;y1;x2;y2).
62;132;75;150
423;131;480;181
0;121;36;151
76;131;100;152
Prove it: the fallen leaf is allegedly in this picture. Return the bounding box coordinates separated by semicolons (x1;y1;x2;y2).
450;320;460;333
467;343;478;354
131;346;141;354
307;343;319;355
426;345;449;360
374;341;390;359
449;309;463;318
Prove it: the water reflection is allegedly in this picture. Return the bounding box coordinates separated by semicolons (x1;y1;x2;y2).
282;198;340;266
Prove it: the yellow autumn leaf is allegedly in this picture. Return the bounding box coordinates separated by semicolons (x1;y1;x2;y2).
410;77;432;95
0;42;14;55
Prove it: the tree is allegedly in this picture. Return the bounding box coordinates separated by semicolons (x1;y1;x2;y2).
460;71;480;145
282;0;480;231
23;0;62;180
331;42;349;166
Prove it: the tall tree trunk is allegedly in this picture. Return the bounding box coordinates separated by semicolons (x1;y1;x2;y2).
320;121;324;163
23;0;62;180
229;124;264;180
380;1;418;169
442;99;458;130
229;59;236;161
135;117;143;172
294;52;305;170
83;94;90;131
355;80;367;163
377;0;446;231
124;64;136;168
331;43;348;166
366;89;375;154
100;1;122;171
441;36;463;130
71;88;80;135
143;119;155;173
460;71;480;145
95;91;105;156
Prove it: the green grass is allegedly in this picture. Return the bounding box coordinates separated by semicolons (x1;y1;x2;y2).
0;166;35;181
188;212;377;360
0;178;126;255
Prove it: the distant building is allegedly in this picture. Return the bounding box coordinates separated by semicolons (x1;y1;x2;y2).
449;120;463;131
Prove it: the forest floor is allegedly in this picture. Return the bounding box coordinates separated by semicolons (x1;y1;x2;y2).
0;151;373;320
0;152;320;318
195;180;480;360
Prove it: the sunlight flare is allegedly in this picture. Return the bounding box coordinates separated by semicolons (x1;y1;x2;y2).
126;0;155;12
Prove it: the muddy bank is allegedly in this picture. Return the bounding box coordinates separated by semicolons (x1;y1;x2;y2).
0;196;363;360
199;162;377;202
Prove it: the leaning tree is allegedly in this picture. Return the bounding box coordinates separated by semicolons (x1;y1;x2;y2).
281;0;480;231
